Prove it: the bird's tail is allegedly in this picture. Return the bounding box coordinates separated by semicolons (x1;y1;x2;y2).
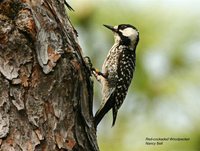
94;97;114;128
112;107;118;127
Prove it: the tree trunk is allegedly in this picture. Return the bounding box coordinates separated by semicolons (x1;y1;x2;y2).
0;0;98;150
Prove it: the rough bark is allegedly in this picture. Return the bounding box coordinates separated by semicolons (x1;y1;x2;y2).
0;0;98;151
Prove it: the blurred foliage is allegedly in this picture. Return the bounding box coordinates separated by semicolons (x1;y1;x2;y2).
68;0;200;150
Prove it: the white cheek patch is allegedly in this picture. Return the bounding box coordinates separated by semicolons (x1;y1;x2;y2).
120;27;138;41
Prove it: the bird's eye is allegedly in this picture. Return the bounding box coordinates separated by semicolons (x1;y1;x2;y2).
120;25;127;30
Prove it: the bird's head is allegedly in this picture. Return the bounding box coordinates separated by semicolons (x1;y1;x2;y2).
104;24;139;47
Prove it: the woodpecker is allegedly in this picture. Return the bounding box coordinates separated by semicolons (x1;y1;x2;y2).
93;24;139;127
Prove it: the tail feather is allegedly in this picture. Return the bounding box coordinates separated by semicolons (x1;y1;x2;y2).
112;107;118;127
94;97;114;128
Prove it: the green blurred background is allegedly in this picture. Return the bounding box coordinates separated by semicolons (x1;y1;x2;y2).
68;0;200;150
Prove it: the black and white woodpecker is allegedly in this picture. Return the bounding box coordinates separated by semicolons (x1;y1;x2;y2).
93;24;139;127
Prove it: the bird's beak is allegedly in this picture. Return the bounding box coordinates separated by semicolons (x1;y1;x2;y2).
103;24;117;33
